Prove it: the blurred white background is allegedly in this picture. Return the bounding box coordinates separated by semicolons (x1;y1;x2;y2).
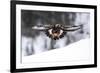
0;0;99;73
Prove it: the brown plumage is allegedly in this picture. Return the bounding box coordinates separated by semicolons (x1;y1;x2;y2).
32;24;82;40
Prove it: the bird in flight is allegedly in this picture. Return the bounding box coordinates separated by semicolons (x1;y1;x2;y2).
32;24;82;40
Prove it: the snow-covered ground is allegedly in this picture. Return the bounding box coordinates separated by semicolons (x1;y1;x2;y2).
19;38;94;68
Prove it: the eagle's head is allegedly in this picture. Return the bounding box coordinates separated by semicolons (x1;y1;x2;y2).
46;24;66;40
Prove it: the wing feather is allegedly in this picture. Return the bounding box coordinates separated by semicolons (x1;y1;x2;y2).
32;25;51;31
63;25;82;31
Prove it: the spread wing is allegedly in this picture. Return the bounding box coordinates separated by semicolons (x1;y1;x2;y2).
32;25;52;31
63;25;82;31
